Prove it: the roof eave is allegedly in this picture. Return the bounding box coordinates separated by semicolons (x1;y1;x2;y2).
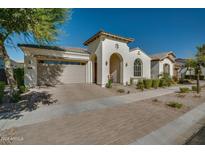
84;31;134;46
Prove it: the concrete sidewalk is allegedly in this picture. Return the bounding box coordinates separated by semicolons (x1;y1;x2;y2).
0;85;187;131
131;102;205;145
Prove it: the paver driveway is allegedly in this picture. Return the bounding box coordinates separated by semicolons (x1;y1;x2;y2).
2;90;203;145
0;83;203;144
36;83;122;105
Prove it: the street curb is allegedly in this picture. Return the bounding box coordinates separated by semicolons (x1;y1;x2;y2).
131;103;205;145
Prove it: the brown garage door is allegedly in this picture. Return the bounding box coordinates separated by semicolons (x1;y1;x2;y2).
37;61;86;86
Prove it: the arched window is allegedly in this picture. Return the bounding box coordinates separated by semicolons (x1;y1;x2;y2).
134;59;143;77
163;63;170;75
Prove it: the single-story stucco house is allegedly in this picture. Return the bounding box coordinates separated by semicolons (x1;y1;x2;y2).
19;31;176;88
150;52;176;78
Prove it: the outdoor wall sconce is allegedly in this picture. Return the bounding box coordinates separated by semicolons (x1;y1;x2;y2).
137;51;140;55
105;61;108;66
125;63;128;67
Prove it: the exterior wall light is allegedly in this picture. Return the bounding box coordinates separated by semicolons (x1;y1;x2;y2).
115;43;119;49
105;61;108;66
125;63;128;67
137;51;140;55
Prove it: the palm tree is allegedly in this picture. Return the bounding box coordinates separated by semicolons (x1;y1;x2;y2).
0;8;70;91
195;44;205;93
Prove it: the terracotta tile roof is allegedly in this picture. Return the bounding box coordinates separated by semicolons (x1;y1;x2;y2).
18;44;90;54
84;30;134;46
150;51;176;61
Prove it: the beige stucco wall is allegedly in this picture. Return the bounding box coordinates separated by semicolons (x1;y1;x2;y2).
129;48;151;84
159;58;174;77
88;37;151;87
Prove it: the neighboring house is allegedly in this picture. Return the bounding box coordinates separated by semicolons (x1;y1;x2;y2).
19;31;176;88
175;58;188;79
175;58;205;79
150;52;176;78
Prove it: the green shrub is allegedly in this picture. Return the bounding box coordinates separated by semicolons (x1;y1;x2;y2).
12;91;21;103
136;80;144;91
185;75;205;80
106;79;112;88
143;79;153;89
152;79;160;89
117;89;125;93
192;86;201;92
172;76;179;83
13;68;24;88
167;101;183;109
159;79;167;87
19;85;28;94
0;81;5;103
179;87;190;93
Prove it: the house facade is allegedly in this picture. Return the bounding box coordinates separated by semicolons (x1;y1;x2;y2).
19;31;175;88
150;52;176;78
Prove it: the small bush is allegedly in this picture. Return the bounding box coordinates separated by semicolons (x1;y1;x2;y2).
159;79;167;87
11;91;21;103
0;81;5;103
159;73;173;87
185;75;205;80
192;86;201;92
13;68;24;88
117;89;125;93
143;79;153;89
167;102;183;109
106;79;112;88
136;80;144;91
179;87;190;93
172;76;179;83
19;85;28;94
152;79;160;89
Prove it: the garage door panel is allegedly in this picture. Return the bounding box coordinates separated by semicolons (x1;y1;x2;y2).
37;63;86;86
58;65;86;84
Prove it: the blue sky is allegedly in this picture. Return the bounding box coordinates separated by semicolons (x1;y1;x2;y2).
5;8;205;61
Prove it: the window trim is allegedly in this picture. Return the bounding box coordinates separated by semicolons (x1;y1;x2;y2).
134;58;143;77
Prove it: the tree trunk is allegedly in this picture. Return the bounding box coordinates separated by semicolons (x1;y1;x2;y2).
0;45;16;89
196;68;200;94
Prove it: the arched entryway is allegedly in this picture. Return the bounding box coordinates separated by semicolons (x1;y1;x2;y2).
109;53;123;83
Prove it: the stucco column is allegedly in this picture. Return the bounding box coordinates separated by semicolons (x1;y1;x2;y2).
24;55;37;87
86;60;92;83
